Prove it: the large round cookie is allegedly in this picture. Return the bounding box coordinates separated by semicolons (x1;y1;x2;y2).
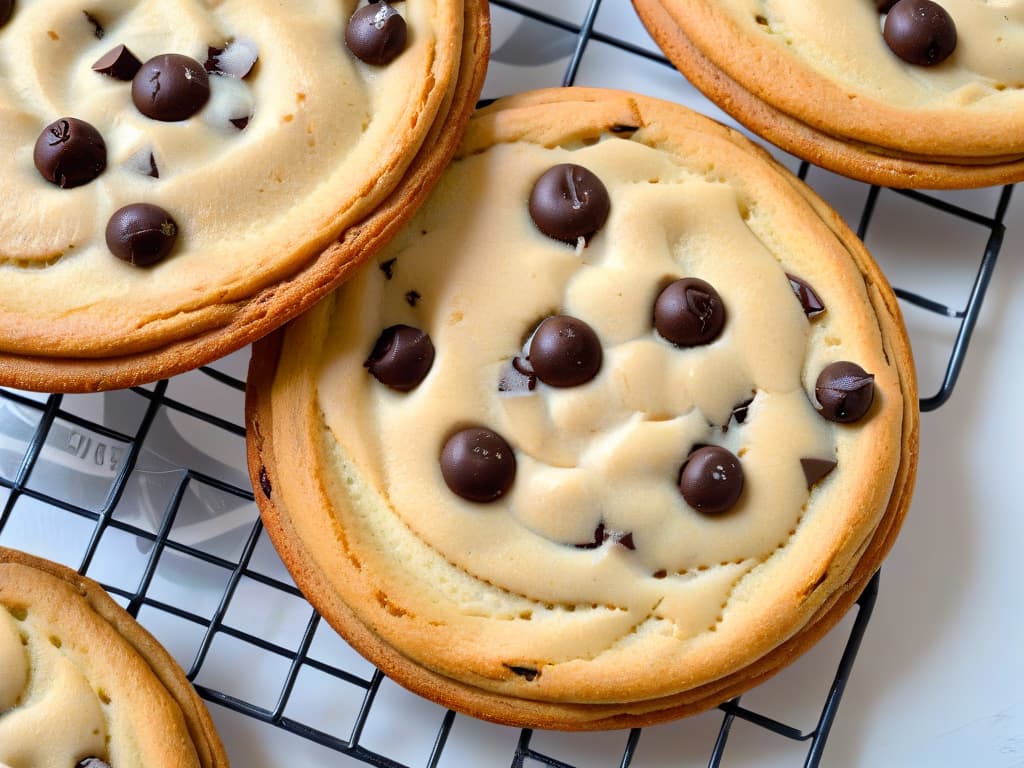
634;0;1024;189
246;88;919;728
0;546;227;767
0;0;488;392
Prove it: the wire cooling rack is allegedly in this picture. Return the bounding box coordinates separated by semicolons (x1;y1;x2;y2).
0;2;1018;766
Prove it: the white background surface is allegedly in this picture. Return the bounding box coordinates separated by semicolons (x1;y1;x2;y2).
1;2;1022;766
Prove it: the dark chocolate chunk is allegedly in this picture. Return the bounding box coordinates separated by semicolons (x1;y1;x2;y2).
33;118;106;188
132;54;211;121
105;203;178;266
440;427;516;503
654;277;726;347
786;274;825;317
529;164;611;244
528;315;602;388
258;465;272;498
801;458;837;488
679;446;744;515
205;37;259;78
498;356;537;393
815;361;875;423
92;44;142;80
229;116;250;131
364;324;434;392
76;759;111;768
0;0;12;28
615;531;636;550
83;11;104;38
876;0;899;10
883;0;957;66
405;290;421;307
147;152;159;178
506;665;540;681
345;2;407;66
379;257;397;279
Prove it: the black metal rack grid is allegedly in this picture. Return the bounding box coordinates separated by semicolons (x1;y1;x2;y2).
0;1;1017;766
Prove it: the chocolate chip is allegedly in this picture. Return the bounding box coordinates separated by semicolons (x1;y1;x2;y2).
33;118;106;188
0;0;13;28
132;54;211;121
258;465;273;498
364;325;434;391
801;458;837;488
346;2;407;65
75;759;111;768
815;362;875;423
105;203;178;266
786;274;825;317
83;11;104;38
505;665;540;681
92;44;142;80
440;427;516;503
883;0;957;66
498;356;537;394
679;446;744;515
731;397;753;425
379;258;397;279
529;164;611;244
575;523;606;550
230;116;250;131
147;152;159;178
205;37;259;78
876;0;899;10
654;277;726;347
528;315;602;388
405;290;421;307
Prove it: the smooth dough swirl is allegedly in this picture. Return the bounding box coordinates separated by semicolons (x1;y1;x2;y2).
269;92;908;702
0;0;454;356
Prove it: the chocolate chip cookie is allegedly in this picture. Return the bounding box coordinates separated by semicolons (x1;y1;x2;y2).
0;0;488;391
634;0;1024;188
0;546;227;767
246;88;918;728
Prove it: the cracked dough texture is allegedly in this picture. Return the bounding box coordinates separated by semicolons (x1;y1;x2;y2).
0;0;487;390
634;0;1024;187
247;89;918;724
0;546;226;768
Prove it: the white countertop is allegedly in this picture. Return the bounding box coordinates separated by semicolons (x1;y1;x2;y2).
1;2;1021;766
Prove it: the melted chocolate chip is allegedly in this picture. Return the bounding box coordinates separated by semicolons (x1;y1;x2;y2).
679;446;744;515
364;325;434;392
883;0;957;66
575;522;606;550
528;315;602;388
83;11;104;38
132;54;211;121
405;290;421;307
801;458;837;488
258;465;272;499
787;274;825;317
33;118;106;188
529;164;611;244
0;0;12;28
346;2;407;65
76;759;111;768
506;665;540;681
379;258;397;279
815;362;875;423
440;427;516;503
92;44;142;80
654;277;726;347
105;203;178;266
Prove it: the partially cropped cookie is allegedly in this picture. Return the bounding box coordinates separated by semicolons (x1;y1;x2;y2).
0;547;226;768
0;0;488;391
634;0;1024;188
246;89;919;728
